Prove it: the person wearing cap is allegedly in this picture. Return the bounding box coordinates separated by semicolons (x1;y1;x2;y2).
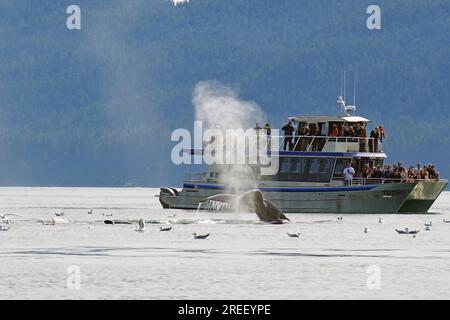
282;120;295;151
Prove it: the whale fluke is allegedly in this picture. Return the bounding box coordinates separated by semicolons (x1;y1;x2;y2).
200;189;289;224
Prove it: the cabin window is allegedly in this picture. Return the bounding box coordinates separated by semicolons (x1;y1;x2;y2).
274;157;335;182
333;158;352;178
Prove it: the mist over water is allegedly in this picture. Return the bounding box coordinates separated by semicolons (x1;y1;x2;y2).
193;81;267;193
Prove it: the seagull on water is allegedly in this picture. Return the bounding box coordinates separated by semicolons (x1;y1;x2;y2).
135;218;145;232
444;219;450;224
102;213;113;217
88;210;93;215
193;233;210;239
425;225;431;231
287;233;301;238
160;226;172;232
55;212;64;217
337;217;343;221
424;222;432;228
378;218;383;224
0;224;10;231
364;228;368;233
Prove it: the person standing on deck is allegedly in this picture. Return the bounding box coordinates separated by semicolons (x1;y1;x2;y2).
372;127;380;152
254;122;262;161
343;162;356;186
359;125;367;152
264;123;272;151
282;120;295;151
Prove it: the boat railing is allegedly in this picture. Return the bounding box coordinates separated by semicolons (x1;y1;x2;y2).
184;172;208;183
333;177;447;186
183;172;447;185
274;135;384;153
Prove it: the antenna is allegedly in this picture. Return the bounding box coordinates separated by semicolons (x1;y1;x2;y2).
343;70;346;101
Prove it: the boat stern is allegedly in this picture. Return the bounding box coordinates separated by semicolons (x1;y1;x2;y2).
159;187;180;209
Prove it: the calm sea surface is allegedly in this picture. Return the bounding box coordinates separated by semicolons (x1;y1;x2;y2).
0;187;449;300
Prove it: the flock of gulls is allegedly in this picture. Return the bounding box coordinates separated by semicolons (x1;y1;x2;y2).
1;209;450;240
0;210;211;240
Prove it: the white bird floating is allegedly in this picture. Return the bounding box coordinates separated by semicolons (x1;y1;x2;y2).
444;219;450;224
378;218;383;224
364;228;368;233
135;218;145;232
55;212;64;217
0;224;10;232
193;233;210;239
88;210;93;215
160;226;172;232
337;217;343;221
424;222;432;228
425;225;431;231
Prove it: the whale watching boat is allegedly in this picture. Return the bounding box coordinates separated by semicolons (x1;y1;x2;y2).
159;96;447;213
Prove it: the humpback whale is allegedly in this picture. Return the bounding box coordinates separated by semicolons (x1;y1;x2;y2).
199;189;290;224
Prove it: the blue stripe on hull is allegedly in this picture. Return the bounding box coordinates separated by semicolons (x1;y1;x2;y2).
183;184;375;192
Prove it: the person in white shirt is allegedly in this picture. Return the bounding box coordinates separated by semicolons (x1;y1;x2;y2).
343;162;356;186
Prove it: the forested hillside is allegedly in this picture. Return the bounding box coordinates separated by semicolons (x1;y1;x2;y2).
0;0;448;186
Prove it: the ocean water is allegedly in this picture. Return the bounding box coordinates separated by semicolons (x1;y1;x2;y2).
0;187;449;300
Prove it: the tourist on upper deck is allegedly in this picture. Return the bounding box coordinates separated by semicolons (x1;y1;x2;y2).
338;124;344;136
298;124;310;151
378;125;385;143
370;127;380;153
343;162;356;186
342;123;350;137
264;123;271;150
359;125;367;152
282;120;295;151
329;124;339;137
348;125;355;138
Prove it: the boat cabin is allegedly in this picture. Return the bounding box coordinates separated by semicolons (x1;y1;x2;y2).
287;115;381;153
